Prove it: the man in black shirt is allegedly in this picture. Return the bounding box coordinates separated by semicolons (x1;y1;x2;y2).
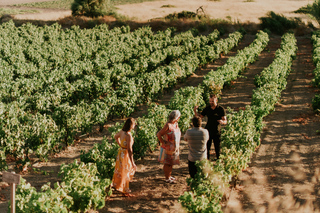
194;94;227;160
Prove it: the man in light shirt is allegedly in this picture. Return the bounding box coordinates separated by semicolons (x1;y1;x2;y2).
184;116;209;178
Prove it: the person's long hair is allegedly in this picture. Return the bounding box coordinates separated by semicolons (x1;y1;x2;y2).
122;118;135;132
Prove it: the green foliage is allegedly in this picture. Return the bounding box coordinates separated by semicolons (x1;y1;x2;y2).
165;11;200;20
217;147;252;181
59;161;112;212
312;94;320;113
80;138;119;179
180;31;296;213
0;22;221;169
108;121;127;141
14;0;74;9
4;21;282;213
259;11;301;35
71;0;114;17
254;33;297;88
202;30;268;103
200;31;244;102
168;86;205;133
0;149;7;170
161;4;175;8
252;82;281;124
112;77;141;117
14;178;73;213
253;33;297;128
295;4;313;15
146;102;169;130
295;0;320;24
221;107;260;152
311;31;320;116
14;161;111;212
179;160;224;212
79;122;122;179
311;31;320;88
218;107;260;181
0;101;63;160
312;63;320;88
0;8;39;16
133;117;158;159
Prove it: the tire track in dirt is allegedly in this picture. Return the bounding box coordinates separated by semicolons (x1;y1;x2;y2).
224;37;320;213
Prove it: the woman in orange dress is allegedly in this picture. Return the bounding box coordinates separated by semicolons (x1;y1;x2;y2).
112;118;136;197
157;110;181;183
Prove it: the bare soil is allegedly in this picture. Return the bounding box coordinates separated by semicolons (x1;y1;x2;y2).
224;36;320;213
0;0;320;213
1;0;314;25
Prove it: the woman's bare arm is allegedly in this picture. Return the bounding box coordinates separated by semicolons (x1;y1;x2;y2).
114;131;121;146
126;133;136;168
157;123;169;145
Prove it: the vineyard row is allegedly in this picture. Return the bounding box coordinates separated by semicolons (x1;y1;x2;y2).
0;21;240;170
12;30;274;212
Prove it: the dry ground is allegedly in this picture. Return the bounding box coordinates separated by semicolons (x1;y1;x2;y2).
0;0;316;25
224;37;320;213
0;0;320;212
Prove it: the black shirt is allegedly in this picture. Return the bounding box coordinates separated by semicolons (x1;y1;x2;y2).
201;105;226;134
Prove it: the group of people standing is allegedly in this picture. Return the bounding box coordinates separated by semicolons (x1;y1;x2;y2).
111;94;227;197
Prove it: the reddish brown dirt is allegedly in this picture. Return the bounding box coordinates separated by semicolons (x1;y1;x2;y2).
0;1;320;212
223;37;320;213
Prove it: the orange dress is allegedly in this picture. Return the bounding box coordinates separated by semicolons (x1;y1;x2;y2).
112;137;135;193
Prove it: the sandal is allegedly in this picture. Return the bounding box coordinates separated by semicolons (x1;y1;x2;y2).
122;193;134;197
169;176;176;181
165;178;175;183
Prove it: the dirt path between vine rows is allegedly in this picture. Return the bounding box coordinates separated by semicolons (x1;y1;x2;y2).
99;33;258;213
0;33;256;212
0;31;319;212
0;2;320;212
98;35;320;213
223;36;320;212
102;33;320;212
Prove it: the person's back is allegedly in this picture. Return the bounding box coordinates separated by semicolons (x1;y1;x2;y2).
118;130;128;148
112;118;136;197
185;127;208;162
184;116;209;178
